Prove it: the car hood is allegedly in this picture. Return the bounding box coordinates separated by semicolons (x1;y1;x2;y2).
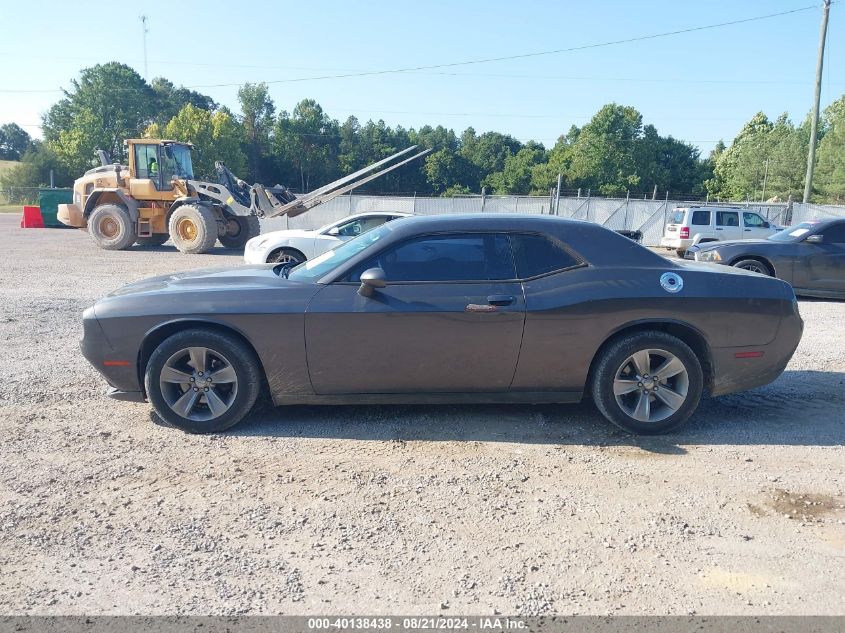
103;265;300;298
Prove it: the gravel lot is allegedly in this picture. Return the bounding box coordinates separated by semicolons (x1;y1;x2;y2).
0;214;843;616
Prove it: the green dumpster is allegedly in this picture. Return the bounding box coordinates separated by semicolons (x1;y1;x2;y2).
38;188;73;228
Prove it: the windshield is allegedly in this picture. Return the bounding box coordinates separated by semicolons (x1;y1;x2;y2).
768;222;819;242
161;144;194;181
287;223;394;282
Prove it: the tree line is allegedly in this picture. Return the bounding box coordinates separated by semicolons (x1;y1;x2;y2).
2;62;844;203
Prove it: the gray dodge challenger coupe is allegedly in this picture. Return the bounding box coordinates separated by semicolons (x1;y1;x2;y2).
81;214;804;435
685;217;845;299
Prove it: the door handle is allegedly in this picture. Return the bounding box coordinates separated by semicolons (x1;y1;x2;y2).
716;227;723;230
487;295;515;306
744;228;751;231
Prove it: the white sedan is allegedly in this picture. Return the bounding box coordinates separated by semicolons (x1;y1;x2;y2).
244;212;410;265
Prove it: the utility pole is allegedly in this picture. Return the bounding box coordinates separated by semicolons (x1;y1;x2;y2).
140;15;149;80
803;0;831;203
761;158;770;202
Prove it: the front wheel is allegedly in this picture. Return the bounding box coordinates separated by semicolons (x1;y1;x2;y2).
145;329;262;433
168;205;218;254
219;215;260;250
267;248;305;265
591;331;703;434
732;259;772;275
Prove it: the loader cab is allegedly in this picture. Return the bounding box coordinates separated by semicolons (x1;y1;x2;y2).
127;140;194;198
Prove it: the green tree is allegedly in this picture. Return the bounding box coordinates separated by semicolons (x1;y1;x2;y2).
146;104;247;179
565;104;644;196
815;95;845;202
484;143;547;194
237;82;275;182
150;77;216;125
274;99;340;192
0;123;33;160
42;62;156;175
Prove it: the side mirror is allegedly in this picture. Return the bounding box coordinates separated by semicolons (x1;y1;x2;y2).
327;226;341;236
358;267;386;297
805;234;824;244
762;221;770;228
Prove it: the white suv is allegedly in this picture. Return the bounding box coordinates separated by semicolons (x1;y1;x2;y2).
660;206;781;257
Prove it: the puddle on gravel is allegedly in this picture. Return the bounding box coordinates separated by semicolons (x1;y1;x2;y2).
749;489;845;522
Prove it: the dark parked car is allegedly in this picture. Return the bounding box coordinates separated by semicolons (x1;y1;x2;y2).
81;215;803;435
685;218;845;299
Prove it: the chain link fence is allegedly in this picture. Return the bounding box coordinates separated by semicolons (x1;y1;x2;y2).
0;187;40;205
263;193;845;246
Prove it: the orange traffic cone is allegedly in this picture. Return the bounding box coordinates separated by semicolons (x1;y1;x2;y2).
21;206;45;228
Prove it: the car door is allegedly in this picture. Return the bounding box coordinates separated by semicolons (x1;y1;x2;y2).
715;210;742;241
742;211;774;240
304;232;526;394
795;223;845;294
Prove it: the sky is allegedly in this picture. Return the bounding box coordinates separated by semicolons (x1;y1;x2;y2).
0;0;842;156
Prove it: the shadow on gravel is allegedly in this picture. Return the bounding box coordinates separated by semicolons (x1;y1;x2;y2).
208;369;845;451
129;245;244;257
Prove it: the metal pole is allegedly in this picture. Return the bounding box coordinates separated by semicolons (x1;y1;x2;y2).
481;187;486;212
554;172;562;216
761;158;769;202
803;0;832;203
140;15;149;80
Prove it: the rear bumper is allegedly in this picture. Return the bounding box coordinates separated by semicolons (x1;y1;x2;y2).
106;387;146;403
709;307;803;397
660;236;690;249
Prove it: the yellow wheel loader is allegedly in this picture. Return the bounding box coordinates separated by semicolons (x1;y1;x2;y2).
58;139;430;254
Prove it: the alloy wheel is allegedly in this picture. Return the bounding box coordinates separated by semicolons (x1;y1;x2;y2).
613;348;689;423
159;346;239;421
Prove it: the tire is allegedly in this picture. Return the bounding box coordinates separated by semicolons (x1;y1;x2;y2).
675;249;686;258
144;328;262;434
89;204;135;250
135;234;169;247
591;331;704;435
168;204;218;254
219;215;260;250
267;247;306;265
732;259;772;276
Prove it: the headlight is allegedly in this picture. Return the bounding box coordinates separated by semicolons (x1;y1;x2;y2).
697;250;721;262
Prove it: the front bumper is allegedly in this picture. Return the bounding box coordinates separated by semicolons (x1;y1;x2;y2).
243;246;271;264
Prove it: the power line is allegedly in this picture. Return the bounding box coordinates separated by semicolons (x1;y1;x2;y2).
0;4;821;94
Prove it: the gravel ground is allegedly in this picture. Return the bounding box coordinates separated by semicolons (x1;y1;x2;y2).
0;214;843;616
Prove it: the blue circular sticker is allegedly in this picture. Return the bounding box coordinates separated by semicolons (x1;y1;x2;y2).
660;272;684;294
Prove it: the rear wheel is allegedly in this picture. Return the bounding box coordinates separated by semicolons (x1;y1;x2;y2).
168;204;218;254
732;259;772;275
145;329;262;433
135;234;169;247
219;215;260;250
675;249;686;258
591;331;703;435
267;247;306;265
89;204;135;250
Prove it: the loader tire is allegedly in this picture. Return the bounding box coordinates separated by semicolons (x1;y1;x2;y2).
89;204;136;251
219;215;260;250
169;205;218;254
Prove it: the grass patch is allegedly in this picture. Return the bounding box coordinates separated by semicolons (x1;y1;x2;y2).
0;204;22;214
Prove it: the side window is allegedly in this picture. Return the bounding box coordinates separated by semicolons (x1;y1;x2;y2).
134;144;158;181
716;211;739;227
348;233;515;282
743;212;766;228
690;210;711;226
820;223;845;244
335;216;388;237
510;234;582;279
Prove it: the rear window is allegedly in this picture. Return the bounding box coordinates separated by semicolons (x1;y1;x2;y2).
671;210;685;224
691;210;710;226
510;234;582;279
